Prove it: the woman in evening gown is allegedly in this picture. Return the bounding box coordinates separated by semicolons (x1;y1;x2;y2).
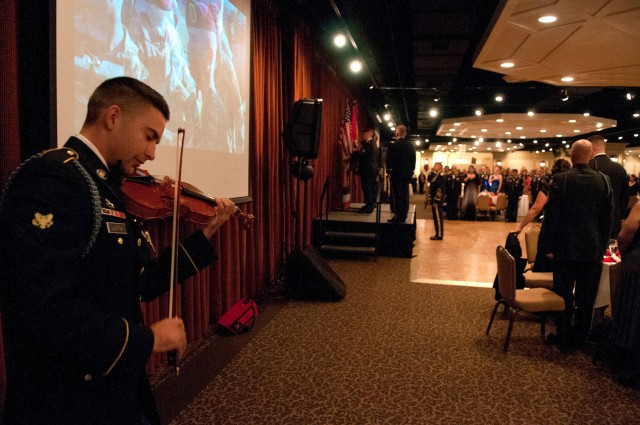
461;165;480;220
598;201;640;388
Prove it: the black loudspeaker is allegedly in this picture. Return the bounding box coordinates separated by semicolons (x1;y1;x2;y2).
282;98;323;159
286;246;346;301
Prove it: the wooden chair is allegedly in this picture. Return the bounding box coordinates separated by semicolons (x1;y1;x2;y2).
486;246;565;352
489;193;507;220
476;195;491;220
523;224;553;289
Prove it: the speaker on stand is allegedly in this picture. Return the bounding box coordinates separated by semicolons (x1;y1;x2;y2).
260;98;346;303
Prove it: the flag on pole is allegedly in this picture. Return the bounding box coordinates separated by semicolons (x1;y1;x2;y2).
339;101;358;210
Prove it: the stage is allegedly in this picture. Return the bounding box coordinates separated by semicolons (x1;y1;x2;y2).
312;202;417;258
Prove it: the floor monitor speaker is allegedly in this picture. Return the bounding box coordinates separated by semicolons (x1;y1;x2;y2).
286;246;346;301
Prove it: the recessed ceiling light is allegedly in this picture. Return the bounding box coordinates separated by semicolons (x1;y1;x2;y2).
527;111;535;116
634;113;639;118
501;62;515;68
429;108;438;117
495;95;504;102
574;129;580;133
475;109;482;116
516;126;523;130
556;134;562;137
569;119;576;123
584;112;590;116
520;136;526;139
505;131;511;135
496;118;504;122
445;133;451;136
454;122;461;126
387;121;394;127
349;59;363;73
540;129;547;133
561;76;574;82
449;128;455;132
538;15;557;23
533;140;538;144
383;113;391;121
334;33;347;47
596;123;603;128
481;129;488;132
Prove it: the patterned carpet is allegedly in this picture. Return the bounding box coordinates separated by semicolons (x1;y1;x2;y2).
155;255;640;425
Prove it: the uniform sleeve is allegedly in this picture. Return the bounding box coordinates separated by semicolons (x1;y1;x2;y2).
0;160;153;381
139;229;216;302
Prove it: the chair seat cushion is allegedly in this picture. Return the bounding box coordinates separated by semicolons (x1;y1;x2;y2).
514;287;564;312
524;272;554;289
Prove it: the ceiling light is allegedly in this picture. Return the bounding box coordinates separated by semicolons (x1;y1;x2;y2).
507;139;512;143
390;126;395;131
520;136;526;139
429;108;438;117
481;129;488;132
527;111;535;116
496;118;504;122
501;62;514;68
574;129;580;133
538;15;557;23
333;33;347;47
415;140;421;146
626;92;635;101
584;112;590;116
454;122;461;126
545;143;550;147
561;76;574;83
387;121;394;127
540;129;547;133
446;133;451;136
383;113;391;121
475;109;482;116
505;131;511;135
349;59;363;73
516;126;523;130
495;95;504;102
533;140;538;144
561;89;569;101
596;123;603;128
634;113;639;118
569;119;576;123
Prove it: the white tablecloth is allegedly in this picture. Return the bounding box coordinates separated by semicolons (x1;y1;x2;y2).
594;260;619;309
517;195;529;216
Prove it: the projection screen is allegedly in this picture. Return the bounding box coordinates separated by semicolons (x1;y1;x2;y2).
56;0;251;200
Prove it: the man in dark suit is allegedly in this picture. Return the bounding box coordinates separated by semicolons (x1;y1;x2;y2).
587;134;629;239
588;134;629;238
428;162;447;240
356;128;380;213
539;139;613;351
385;125;416;223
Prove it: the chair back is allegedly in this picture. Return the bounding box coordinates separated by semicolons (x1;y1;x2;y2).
477;195;491;210
524;224;541;264
495;193;507;210
496;245;516;303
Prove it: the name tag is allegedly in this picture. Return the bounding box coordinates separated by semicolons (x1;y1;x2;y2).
101;208;126;219
106;222;128;234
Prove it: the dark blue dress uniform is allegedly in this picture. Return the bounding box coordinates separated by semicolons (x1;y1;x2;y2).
445;171;462;220
428;170;447;239
505;174;523;222
0;137;217;425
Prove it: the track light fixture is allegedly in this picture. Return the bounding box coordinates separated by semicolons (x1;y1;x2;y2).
561;89;569;102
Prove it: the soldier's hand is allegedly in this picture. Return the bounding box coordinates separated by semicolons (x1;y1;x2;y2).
151;317;187;359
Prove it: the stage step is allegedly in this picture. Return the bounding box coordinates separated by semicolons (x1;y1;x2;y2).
324;231;376;241
320;245;376;255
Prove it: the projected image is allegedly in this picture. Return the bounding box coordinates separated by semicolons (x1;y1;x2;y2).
73;0;248;153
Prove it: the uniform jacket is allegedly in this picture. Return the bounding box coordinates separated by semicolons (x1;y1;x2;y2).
428;171;446;203
538;164;613;262
0;137;216;425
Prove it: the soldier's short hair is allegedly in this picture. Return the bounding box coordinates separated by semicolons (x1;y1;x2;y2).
84;77;170;125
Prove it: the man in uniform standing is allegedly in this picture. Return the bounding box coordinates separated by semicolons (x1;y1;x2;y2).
428;162;447;240
356;128;379;213
505;168;523;222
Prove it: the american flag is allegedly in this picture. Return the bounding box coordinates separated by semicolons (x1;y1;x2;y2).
339;101;359;209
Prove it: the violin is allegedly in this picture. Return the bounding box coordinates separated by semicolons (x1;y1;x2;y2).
120;168;254;230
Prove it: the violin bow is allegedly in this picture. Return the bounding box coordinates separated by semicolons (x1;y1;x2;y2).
167;127;186;375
